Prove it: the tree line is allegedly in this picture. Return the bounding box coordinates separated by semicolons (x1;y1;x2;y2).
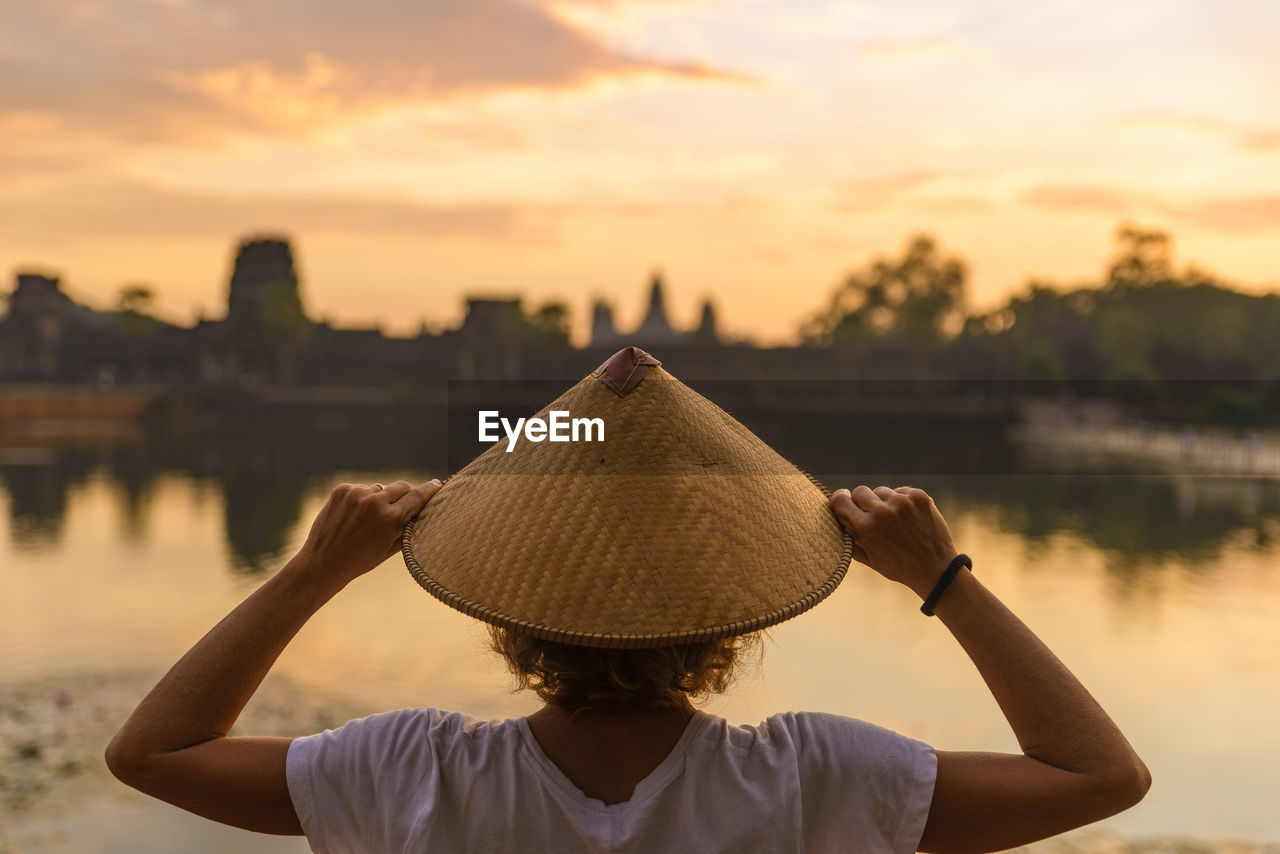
802;224;1280;425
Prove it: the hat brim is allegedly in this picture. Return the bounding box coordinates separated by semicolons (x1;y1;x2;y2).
402;468;852;648
400;357;852;648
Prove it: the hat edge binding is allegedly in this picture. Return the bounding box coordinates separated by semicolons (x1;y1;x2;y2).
399;468;853;650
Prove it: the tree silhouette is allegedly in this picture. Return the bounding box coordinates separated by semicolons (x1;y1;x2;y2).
805;234;967;346
117;283;155;315
526;301;571;348
114;283;161;342
1106;223;1173;289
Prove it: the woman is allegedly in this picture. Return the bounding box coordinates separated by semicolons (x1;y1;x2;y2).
106;349;1151;853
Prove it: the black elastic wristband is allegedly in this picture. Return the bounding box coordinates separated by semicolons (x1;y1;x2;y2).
920;553;972;616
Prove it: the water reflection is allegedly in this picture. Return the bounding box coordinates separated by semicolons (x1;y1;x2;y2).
6;413;1279;586
4;454;86;551
0;412;440;571
2;415;1280;845
221;471;306;574
945;474;1280;562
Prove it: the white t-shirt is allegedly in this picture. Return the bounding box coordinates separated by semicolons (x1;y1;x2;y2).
286;707;937;854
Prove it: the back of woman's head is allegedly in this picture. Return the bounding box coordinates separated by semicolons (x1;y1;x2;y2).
489;626;761;714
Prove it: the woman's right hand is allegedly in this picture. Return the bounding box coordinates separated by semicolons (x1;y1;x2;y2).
829;485;959;599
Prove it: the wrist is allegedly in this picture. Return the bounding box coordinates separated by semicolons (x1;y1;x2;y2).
283;549;353;600
919;553;972;615
907;551;965;601
921;563;977;617
907;575;937;601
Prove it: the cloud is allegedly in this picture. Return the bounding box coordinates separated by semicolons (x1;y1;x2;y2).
851;35;993;69
549;0;696;6
1238;131;1280;152
847;171;945;195
1022;183;1280;231
0;176;546;241
1021;185;1140;214
0;173;780;246
0;0;741;146
1111;112;1280;153
1181;195;1280;230
838;170;997;214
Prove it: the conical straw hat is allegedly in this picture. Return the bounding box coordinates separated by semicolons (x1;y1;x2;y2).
401;346;851;648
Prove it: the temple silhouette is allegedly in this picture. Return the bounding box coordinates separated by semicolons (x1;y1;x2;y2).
590;273;718;351
0;235;737;388
0;232;1019;481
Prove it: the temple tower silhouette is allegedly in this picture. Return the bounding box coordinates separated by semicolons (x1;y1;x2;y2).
590;300;620;347
631;272;682;346
226;236;308;335
694;298;718;343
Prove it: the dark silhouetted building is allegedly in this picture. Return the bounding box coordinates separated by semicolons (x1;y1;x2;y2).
588;273;720;350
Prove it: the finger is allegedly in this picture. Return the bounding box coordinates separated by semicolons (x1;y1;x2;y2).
872;486;899;502
397;479;443;519
850;485;882;511
851;542;871;566
351;482;384;499
829;489;867;531
381;480;413;503
895;486;931;506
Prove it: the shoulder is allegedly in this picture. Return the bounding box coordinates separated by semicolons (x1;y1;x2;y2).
773;712;935;771
289;707;521;765
685;711;936;848
752;713;937;854
695;710;928;754
692;710;935;786
766;711;931;751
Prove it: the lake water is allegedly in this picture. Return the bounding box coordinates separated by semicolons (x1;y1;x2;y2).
2;426;1279;851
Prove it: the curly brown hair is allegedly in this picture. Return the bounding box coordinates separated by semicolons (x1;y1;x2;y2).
488;626;761;714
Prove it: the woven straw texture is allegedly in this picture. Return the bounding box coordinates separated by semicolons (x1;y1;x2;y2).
402;365;851;648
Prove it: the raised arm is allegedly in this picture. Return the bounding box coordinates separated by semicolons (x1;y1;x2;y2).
829;485;1151;854
104;479;440;834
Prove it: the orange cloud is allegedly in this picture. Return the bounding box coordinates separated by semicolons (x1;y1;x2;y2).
851;35;993;69
1182;195;1280;230
0;0;743;146
0;176;546;241
838;171;998;214
1022;184;1280;231
1022;185;1141;214
1112;112;1280;153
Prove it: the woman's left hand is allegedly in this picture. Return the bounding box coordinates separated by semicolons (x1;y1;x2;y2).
296;479;442;587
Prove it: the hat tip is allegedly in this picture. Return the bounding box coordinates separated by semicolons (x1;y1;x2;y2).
592;346;663;397
620;344;660;362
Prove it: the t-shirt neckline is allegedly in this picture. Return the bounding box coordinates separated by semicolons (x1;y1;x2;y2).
516;709;713;814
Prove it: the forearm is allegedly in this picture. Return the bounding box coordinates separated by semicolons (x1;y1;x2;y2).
831;487;1150;851
107;552;342;763
103;479;437;834
923;568;1146;783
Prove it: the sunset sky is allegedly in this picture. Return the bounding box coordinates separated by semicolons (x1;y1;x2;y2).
2;0;1278;344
